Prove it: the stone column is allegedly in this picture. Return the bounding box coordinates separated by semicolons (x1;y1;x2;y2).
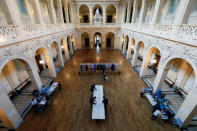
30;0;45;24
151;0;164;24
25;65;42;91
48;0;57;24
153;63;171;93
57;0;64;24
122;41;126;54
132;40;140;66
115;5;119;25
126;40;134;59
103;8;106;25
132;0;138;23
175;89;197;128
56;44;64;67
24;0;35;24
45;48;57;78
90;8;93;25
0;85;23;129
63;0;69;23
76;5;80;24
174;0;195;25
126;2;131;23
121;4;126;23
138;0;149;25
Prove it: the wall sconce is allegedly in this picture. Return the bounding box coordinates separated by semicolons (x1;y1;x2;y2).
0;37;5;43
61;45;64;49
152;59;157;64
131;45;134;49
39;60;45;64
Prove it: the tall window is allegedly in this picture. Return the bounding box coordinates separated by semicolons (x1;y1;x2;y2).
168;0;178;14
17;0;27;14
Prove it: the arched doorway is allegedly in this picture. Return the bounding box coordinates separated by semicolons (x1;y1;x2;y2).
0;59;41;119
120;34;124;50
123;35;129;56
141;47;161;86
71;34;75;51
51;42;62;72
34;47;55;85
79;5;90;23
67;35;73;55
106;32;115;48
81;32;91;48
93;32;102;48
61;38;69;61
154;58;196;115
127;37;135;61
106;5;116;23
133;41;145;72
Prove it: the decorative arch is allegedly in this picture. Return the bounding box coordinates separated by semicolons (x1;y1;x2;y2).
79;4;90;23
155;55;197;91
34;46;56;78
106;32;115;48
81;32;91;48
106;4;116;23
93;4;103;16
0;57;42;94
61;37;69;60
93;32;103;48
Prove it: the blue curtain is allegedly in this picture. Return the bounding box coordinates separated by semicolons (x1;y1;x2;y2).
17;0;26;14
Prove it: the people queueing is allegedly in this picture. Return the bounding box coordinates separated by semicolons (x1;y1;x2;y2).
90;84;96;92
102;97;108;112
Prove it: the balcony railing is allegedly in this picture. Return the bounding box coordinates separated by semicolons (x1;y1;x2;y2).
0;23;74;45
178;24;197;41
0;25;17;40
122;23;197;45
23;24;42;35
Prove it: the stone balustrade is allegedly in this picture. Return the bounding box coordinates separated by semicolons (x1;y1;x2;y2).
178;25;197;41
0;25;17;41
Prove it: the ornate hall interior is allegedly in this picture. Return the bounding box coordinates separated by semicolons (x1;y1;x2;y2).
0;0;197;130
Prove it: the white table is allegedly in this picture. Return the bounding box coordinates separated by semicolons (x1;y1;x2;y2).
92;85;105;120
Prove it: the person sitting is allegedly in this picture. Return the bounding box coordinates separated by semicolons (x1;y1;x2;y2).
140;87;152;97
31;98;38;106
90;84;96;92
151;109;161;121
102;97;108;111
41;86;49;94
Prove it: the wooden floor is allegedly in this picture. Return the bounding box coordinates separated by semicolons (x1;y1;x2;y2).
18;49;179;131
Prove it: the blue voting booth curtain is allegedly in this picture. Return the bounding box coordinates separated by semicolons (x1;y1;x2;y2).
17;0;27;15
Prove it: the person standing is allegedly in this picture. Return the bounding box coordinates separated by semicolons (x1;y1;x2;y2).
102;97;108;112
103;73;108;83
